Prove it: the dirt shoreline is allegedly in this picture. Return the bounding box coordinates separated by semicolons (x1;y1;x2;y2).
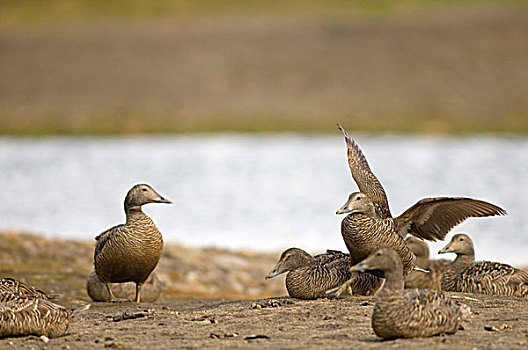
1;231;528;349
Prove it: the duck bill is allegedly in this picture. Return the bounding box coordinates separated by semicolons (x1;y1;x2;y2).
438;245;451;254
265;268;280;280
350;261;369;272
336;200;352;215
155;196;173;204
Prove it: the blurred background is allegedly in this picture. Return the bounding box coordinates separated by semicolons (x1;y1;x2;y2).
1;1;527;267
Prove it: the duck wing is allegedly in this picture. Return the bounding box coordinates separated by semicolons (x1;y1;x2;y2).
94;224;125;260
338;124;391;218
394;197;506;241
463;261;528;292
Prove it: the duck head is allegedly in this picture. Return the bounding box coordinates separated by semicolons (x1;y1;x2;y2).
351;247;402;276
265;248;315;279
438;233;475;256
336;192;376;217
124;184;172;211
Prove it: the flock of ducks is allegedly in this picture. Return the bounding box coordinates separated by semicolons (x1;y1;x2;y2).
1;125;526;340
265;124;527;339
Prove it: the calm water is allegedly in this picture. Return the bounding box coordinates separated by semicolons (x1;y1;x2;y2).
1;134;527;265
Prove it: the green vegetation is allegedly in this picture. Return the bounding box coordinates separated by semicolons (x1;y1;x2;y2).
1;112;526;135
1;0;526;29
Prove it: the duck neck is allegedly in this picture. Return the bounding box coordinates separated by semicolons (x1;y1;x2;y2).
125;206;148;224
451;253;475;273
379;269;404;297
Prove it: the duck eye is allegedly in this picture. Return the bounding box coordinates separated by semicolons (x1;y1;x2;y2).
142;188;148;192
458;238;463;241
356;197;362;201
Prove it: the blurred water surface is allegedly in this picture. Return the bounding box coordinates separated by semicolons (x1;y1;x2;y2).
1;133;526;265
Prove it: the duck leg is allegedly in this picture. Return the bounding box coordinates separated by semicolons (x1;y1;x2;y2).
134;283;142;303
326;270;359;297
106;284;118;302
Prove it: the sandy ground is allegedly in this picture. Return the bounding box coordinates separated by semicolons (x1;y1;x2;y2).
1;231;528;349
2;294;528;349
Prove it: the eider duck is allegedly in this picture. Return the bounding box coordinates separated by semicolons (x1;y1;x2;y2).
439;233;528;297
352;247;470;339
404;237;451;290
0;278;53;300
0;292;71;338
334;124;505;294
86;270;161;302
265;248;382;299
94;184;172;303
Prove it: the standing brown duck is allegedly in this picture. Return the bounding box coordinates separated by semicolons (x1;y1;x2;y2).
265;248;381;299
352;248;470;339
404;237;451;290
439;233;528;297
334;124;506;293
94;184;172;303
0;292;71;338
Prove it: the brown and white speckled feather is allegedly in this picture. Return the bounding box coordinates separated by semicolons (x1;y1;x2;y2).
337;124;391;219
440;234;528;297
266;248;381;299
95;213;163;285
395;197;506;241
353;248;469;339
0;292;71;338
404;237;451;290
341;213;416;275
0;278;52;300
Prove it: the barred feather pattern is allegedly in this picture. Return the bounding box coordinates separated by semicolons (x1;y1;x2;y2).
0;278;51;300
0;292;70;338
442;255;528;297
341;213;416;275
284;251;352;299
373;288;468;339
94;211;163;285
357;248;469;339
284;251;383;299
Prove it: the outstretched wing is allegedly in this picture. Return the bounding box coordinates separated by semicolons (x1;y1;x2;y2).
337;124;391;218
394;197;506;241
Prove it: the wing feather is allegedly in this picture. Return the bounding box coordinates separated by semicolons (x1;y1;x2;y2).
337;124;391;218
395;197;506;241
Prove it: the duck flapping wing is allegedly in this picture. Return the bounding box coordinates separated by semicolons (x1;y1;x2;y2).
337;124;392;218
394;197;507;241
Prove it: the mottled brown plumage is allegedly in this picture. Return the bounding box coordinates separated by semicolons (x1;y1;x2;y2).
86;270;161;302
94;184;172;303
265;248;382;299
0;292;71;338
0;278;52;300
352;248;470;339
404;237;451;290
335;125;506;277
439;233;528;297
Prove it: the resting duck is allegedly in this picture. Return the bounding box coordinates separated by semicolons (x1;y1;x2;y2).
352;247;470;339
266;248;382;299
439;233;528;297
0;292;71;338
